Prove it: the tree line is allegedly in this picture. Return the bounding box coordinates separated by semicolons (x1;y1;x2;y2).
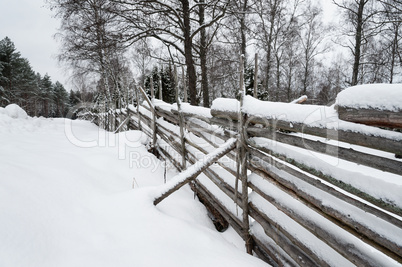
48;0;402;109
0;37;75;117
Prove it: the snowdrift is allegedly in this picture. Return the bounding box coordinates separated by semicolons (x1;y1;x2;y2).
0;104;266;267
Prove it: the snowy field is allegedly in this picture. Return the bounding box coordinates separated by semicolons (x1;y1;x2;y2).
0;105;267;267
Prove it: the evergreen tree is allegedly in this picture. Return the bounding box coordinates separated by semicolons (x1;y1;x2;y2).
69;90;81;106
0;37;67;117
144;66;176;104
53;81;69;117
38;74;54;117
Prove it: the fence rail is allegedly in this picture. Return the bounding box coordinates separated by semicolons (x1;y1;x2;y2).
79;95;402;266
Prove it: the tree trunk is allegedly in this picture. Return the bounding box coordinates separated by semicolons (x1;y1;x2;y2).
182;0;198;105
389;23;399;83
352;0;365;86
199;0;209;107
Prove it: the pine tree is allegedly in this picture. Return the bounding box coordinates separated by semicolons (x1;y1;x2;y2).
53;81;69;117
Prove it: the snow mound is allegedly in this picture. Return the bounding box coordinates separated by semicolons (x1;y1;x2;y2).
336;84;402;111
211;98;240;112
3;104;28;119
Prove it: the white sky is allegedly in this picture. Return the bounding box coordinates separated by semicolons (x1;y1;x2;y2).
0;0;67;88
0;0;340;92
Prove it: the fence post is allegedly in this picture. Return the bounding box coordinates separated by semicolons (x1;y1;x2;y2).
134;85;142;131
137;85;158;152
239;54;253;254
149;77;157;148
175;65;187;169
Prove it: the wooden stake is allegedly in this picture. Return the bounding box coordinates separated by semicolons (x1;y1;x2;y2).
175;65;187;169
238;54;253;254
134;85;142;130
137;85;157;149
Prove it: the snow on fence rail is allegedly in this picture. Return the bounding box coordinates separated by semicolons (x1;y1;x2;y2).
78;95;402;267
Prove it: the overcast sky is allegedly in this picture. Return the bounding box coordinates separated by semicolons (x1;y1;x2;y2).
0;0;67;88
0;0;339;92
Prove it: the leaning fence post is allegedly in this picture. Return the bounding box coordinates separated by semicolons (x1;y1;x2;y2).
238;54;253;254
149;77;157;148
137;85;158;152
134;85;142;130
175;65;187;169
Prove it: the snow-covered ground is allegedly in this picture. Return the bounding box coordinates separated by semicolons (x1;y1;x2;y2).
0;105;267;267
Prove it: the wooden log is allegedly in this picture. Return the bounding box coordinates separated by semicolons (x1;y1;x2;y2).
189;181;229;232
158;127;239;204
153;138;237;205
338;106;402;129
247;149;402;262
174;65;187;170
248;180;400;266
290;95;308;104
157;125;242;204
239;54;253;254
210;109;402;155
211;109;240;122
114;116;130;133
248;204;320;266
171;108;211;124
192;181;243;237
247;145;402;228
155;107;179;125
247;127;402;175
251;230;297;267
134;85;142;130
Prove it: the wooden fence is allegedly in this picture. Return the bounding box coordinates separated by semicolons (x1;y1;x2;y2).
79;89;402;266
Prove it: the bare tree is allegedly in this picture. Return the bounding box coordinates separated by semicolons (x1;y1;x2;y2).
114;0;228;106
299;1;330;96
333;0;383;85
254;0;284;94
50;0;126;107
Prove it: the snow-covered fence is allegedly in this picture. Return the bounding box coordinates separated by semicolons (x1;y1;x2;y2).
79;91;402;266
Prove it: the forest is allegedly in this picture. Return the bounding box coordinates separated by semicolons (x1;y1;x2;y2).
6;0;402;116
0;37;71;117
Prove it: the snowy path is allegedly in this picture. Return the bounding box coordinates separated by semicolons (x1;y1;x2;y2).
0;110;267;267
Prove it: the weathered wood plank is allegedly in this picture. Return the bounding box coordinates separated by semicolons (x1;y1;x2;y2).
211;109;402;155
247;149;402;262
249;179;402;265
192;181;244;237
247;145;402;227
247;127;402;175
338;106;402;129
248;204;321;267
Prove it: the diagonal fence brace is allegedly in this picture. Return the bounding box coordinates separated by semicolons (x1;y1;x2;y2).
153;138;237;205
